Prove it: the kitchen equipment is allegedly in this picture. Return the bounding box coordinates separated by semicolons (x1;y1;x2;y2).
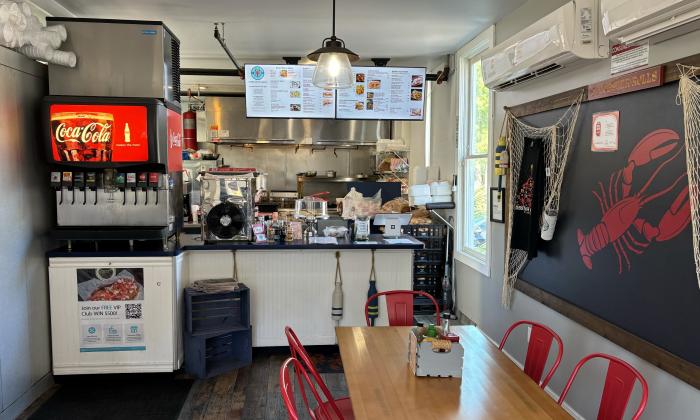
201;174;256;242
326;170;337;178
46;18;180;103
46;97;183;246
294;196;329;219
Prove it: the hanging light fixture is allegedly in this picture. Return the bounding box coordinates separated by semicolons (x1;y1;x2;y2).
308;0;359;89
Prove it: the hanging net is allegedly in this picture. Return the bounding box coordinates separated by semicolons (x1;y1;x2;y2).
676;65;700;289
502;91;584;307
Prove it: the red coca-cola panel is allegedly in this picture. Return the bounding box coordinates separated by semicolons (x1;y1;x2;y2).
167;108;183;172
50;104;149;162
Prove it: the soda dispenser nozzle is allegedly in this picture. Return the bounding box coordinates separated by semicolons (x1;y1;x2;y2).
126;173;137;205
51;172;62;204
62;171;74;205
73;172;85;205
137;173;148;205
113;172;126;205
148;172;160;206
86;172;97;205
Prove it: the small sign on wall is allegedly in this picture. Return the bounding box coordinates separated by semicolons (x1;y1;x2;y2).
611;42;649;75
591;111;620;152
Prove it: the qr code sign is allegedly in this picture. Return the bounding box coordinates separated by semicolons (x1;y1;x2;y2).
125;303;142;319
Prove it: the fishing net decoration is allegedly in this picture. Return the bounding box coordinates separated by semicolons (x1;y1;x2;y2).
676;65;700;289
502;91;584;307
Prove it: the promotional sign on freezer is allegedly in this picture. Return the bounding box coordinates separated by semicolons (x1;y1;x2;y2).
245;64;336;118
77;268;146;352
336;66;426;120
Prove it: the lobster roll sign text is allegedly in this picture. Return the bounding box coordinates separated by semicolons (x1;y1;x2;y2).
50;104;149;163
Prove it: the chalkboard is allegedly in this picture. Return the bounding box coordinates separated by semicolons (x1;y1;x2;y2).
519;81;700;367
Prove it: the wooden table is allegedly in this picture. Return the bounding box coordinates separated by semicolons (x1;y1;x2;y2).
336;326;571;420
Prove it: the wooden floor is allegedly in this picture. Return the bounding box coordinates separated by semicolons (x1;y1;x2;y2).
178;346;347;420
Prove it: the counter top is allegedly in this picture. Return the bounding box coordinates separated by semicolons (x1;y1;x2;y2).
47;234;423;258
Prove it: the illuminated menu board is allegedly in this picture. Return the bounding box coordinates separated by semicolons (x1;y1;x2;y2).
245;64;336;119
336;66;426;120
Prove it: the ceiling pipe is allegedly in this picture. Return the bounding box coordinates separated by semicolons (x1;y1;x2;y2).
213;23;244;76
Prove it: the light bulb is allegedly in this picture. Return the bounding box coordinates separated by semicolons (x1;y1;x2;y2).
312;52;353;89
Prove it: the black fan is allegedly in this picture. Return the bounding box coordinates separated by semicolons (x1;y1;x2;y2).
206;202;245;239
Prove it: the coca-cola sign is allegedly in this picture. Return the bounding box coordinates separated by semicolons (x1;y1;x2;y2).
50;104;149;162
55;119;112;144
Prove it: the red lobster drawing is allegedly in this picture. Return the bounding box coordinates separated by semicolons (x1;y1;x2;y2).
577;129;691;273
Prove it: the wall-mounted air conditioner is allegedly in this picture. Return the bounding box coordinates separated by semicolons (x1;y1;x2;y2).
481;0;608;90
601;0;700;44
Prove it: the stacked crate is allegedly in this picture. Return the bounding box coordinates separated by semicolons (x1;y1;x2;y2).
401;224;448;314
184;284;252;378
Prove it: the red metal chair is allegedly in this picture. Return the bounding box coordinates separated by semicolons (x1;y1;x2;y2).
499;320;564;388
280;357;331;420
558;353;649;420
364;290;441;327
284;326;354;419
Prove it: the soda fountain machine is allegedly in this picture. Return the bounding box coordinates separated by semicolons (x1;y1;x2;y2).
43;18;183;250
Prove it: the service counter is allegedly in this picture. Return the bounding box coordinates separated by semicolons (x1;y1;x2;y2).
47;234;422;374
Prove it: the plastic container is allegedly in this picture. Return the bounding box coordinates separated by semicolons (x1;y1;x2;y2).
430;181;451;196
431;194;452;203
409;184;431;196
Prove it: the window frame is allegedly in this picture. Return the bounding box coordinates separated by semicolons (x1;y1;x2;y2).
455;26;495;276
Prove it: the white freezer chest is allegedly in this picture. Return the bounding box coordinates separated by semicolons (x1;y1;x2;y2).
48;255;184;375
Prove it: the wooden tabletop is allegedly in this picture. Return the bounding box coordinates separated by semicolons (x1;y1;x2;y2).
336;326;571;420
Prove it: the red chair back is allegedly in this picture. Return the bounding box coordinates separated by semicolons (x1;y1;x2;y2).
280;357;331;420
284;326;344;419
558;353;648;420
499;320;563;388
364;290;441;326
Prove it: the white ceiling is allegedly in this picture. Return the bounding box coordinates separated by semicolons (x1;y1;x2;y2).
42;0;524;61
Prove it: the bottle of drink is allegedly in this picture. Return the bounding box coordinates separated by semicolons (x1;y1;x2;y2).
124;123;131;143
426;323;437;338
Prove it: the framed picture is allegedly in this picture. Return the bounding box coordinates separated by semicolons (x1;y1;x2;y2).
490;187;505;223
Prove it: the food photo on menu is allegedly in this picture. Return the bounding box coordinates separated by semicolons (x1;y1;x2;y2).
411;89;423;101
368;80;381;89
77;268;144;302
356;73;365;82
411;74;424;87
290;104;301;111
356;84;364;95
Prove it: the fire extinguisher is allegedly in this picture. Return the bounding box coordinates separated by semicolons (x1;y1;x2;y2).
183;108;197;151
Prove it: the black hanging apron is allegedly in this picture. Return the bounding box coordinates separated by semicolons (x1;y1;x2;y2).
510;138;545;260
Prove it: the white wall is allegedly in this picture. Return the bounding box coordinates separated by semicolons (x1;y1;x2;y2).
425;0;700;418
0;48;53;420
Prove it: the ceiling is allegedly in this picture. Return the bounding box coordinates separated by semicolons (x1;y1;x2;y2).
43;0;524;61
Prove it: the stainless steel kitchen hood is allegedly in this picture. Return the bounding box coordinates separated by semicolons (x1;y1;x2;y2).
203;96;391;144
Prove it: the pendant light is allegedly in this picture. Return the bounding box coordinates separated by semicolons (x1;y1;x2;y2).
308;0;359;89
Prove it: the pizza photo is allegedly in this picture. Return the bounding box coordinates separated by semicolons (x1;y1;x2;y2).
77;268;144;302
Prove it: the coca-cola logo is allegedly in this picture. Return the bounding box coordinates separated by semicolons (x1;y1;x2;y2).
55;122;112;144
169;129;182;148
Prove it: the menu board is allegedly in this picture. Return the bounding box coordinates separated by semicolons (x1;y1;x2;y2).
245;64;336;118
336;67;426;120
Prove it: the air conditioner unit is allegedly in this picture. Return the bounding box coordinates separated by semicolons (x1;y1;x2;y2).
601;0;700;44
482;0;608;90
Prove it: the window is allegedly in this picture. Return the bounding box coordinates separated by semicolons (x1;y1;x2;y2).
456;27;494;275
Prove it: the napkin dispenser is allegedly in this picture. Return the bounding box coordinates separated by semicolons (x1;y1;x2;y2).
408;327;463;378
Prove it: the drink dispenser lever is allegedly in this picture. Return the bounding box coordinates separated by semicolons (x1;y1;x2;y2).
86;172;97;205
148;172;160;206
137;173;148;205
114;172;126;205
50;172;62;204
126;173;137;205
73;172;85;205
62;171;73;205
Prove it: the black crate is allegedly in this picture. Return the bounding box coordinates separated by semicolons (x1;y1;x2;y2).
414;250;443;263
184;327;252;379
185;284;250;336
414;275;440;288
402;224;448;239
